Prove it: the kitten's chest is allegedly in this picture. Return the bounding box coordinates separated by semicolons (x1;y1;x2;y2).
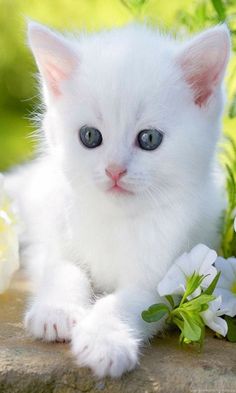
69;209;164;291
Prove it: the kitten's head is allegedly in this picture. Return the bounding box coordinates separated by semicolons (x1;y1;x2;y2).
28;22;230;210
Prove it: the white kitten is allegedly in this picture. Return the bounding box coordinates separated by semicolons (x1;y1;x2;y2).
6;22;230;377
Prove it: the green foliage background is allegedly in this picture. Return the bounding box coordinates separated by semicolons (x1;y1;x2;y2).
0;0;235;254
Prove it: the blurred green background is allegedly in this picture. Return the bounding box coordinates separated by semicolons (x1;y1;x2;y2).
0;0;236;172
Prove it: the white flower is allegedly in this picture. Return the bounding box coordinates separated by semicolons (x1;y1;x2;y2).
215;257;236;317
158;244;217;297
0;174;19;294
201;296;228;336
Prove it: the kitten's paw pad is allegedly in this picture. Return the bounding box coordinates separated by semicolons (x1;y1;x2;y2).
24;303;85;342
71;316;139;378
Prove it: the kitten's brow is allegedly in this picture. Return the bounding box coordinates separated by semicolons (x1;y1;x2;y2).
136;102;145;122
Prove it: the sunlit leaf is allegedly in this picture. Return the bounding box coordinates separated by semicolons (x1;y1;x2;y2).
182;294;215;311
181;272;205;303
179;311;203;341
204;272;221;295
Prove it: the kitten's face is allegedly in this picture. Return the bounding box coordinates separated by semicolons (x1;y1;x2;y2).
29;23;229;207
48;63;187;202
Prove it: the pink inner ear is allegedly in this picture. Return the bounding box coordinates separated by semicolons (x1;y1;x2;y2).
43;61;67;96
178;29;230;107
182;59;221;107
29;24;78;98
36;50;76;97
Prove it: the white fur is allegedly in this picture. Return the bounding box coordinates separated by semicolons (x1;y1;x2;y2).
6;22;230;377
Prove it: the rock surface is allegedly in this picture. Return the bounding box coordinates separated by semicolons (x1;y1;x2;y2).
0;272;236;393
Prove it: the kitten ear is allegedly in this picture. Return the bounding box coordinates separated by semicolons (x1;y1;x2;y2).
28;21;79;97
176;25;230;106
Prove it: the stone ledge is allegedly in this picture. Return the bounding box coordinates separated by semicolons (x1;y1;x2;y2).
0;272;236;393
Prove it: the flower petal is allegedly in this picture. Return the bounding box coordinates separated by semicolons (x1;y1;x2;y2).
214;287;234;301
175;252;192;276
210;296;222;313
228;257;236;276
215;275;233;290
205;316;228;336
213;288;236;317
201;266;217;288
158;244;218;297
157;263;186;296
215;257;235;282
223;297;236;317
201;299;228;337
190;244;217;274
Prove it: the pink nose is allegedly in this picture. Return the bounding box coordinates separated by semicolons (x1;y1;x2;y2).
105;165;127;182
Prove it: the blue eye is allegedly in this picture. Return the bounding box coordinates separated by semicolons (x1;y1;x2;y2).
137;129;163;151
79;126;103;148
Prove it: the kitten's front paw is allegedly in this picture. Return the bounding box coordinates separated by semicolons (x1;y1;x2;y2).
71;313;139;378
24;302;86;342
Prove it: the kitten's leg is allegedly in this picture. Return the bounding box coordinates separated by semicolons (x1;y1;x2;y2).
71;286;163;377
24;262;91;342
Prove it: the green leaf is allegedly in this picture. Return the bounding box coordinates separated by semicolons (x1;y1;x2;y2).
225;316;236;342
141;303;170;323
229;93;236;118
180;272;205;305
200;304;209;312
186;272;205;296
199;324;206;349
204;272;221;295
165;295;175;309
211;0;226;21
172;316;184;334
179;311;203;342
182;294;215;312
182;337;192;345
220;136;236;258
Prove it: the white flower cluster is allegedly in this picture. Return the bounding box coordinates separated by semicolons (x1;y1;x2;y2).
0;174;20;294
157;234;236;337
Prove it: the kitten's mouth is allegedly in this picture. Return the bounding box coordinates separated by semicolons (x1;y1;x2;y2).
108;183;133;195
